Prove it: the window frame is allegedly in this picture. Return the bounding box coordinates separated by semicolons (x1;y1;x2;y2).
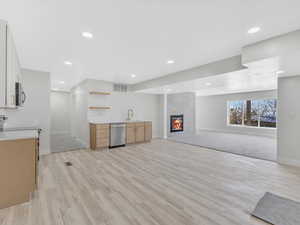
227;98;277;129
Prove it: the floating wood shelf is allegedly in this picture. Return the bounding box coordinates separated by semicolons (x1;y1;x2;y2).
89;106;111;110
89;91;111;95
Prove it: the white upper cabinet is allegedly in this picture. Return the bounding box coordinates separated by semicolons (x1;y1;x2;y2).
0;21;6;108
0;20;22;108
6;26;21;107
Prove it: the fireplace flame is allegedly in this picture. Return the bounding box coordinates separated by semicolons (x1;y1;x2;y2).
173;119;182;130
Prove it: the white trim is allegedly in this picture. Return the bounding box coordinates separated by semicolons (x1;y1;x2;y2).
75;138;88;148
278;157;300;167
50;131;71;136
51;90;70;93
40;148;51;155
197;128;276;139
227;124;276;130
152;136;163;140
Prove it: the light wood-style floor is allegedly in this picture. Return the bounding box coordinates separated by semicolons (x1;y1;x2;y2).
1;139;300;225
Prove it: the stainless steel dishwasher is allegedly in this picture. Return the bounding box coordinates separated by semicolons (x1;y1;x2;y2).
109;123;126;148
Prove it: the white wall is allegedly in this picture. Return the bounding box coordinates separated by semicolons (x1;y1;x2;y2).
167;92;196;137
87;80;163;139
50;91;71;135
277;76;300;166
0;69;51;155
196;90;277;138
70;79;163;147
70;80;89;147
89;92;163;137
130;56;245;91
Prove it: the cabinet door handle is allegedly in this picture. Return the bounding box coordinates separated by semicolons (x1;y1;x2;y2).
22;92;26;104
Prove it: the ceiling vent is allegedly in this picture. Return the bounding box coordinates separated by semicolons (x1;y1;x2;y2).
113;84;128;92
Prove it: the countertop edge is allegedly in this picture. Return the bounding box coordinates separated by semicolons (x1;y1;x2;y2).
0;130;39;142
89;121;152;125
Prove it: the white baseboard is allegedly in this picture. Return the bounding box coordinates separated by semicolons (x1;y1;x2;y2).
75;138;89;148
50;131;71;136
40;148;51;156
197;128;276;139
153;135;163;139
278;157;300;167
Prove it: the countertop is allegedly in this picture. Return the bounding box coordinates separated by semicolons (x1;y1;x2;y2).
3;126;41;132
0;130;39;141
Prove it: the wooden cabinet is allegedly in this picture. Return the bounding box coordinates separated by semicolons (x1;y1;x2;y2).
90;123;110;150
35;139;39;189
144;122;152;142
90;121;152;149
126;122;152;144
0;20;22;109
135;122;145;143
126;123;136;144
0;138;38;209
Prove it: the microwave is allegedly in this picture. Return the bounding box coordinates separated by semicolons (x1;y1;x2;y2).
15;82;26;106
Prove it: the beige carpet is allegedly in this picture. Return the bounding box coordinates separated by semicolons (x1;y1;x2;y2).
168;130;276;161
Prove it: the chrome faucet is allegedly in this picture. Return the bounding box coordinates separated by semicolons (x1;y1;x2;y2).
0;115;8;132
127;109;134;121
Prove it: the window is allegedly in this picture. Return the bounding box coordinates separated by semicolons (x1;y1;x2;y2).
227;99;277;128
244;100;260;127
260;99;277;128
228;100;244;125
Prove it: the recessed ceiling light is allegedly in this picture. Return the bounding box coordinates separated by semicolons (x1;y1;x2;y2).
276;70;285;75
82;32;93;39
59;81;65;84
167;60;175;64
64;61;72;66
248;26;261;34
131;74;136;78
205;82;212;86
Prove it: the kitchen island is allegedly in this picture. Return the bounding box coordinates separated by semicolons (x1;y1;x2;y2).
89;121;152;150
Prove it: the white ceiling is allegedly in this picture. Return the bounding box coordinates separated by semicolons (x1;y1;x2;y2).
1;0;300;91
138;69;277;96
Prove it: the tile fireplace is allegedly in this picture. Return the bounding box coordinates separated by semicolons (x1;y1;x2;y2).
170;115;184;133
